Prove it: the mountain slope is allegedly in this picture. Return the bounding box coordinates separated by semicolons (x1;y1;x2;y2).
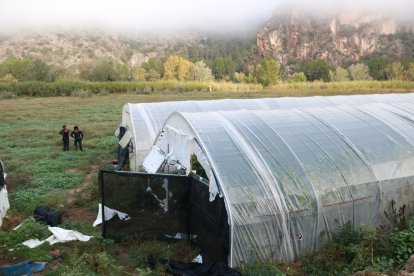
257;7;413;69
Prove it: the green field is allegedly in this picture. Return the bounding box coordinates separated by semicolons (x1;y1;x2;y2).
1;89;414;274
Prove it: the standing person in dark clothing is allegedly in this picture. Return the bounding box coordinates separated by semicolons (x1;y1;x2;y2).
70;125;84;151
59;124;70;151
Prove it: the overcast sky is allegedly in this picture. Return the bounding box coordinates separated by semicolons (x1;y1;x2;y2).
0;0;281;33
0;0;412;34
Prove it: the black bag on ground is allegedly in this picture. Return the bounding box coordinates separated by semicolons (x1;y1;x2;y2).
34;205;62;226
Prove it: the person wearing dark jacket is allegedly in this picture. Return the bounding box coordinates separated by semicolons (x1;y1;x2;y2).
59;124;70;151
70;125;84;151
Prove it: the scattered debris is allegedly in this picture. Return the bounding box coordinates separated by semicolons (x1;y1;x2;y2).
1;261;46;276
92;203;130;227
22;226;92;248
34;205;62;227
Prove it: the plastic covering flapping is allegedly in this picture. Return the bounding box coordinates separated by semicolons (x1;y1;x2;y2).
0;161;9;229
156;101;414;267
118;93;414;171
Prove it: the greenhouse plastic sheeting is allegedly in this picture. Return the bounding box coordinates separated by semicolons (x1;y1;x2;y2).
156;101;414;266
118;93;414;170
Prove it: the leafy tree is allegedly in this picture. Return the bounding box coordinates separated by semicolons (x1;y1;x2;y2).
257;58;281;87
0;73;17;83
132;67;147;81
141;57;164;78
31;59;62;82
213;57;225;80
0;56;34;81
186;36;259;76
193;61;214;82
348;63;373;81
82;58;120;81
146;69;161;81
163;55;194;81
232;72;247;83
406;63;414;81
298;60;331;82
363;56;388;80
177;58;194;81
246;72;257;84
116;63;133;81
223;57;236;77
386;62;405;80
332;67;350;82
290;72;307;83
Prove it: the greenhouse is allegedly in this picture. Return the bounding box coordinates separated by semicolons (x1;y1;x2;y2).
144;101;414;266
115;93;414;172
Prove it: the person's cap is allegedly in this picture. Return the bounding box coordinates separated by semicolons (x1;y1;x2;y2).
62;124;66;128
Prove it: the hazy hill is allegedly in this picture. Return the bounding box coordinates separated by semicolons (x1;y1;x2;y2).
0;29;207;74
1;5;413;78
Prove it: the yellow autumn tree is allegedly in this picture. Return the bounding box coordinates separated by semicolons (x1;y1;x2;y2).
163;55;194;81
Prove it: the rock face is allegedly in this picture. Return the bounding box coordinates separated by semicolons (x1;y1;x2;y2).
257;7;410;69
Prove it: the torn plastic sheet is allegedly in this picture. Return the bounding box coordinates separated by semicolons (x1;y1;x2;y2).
192;254;203;264
93;203;131;227
0;186;9;229
194;144;219;201
161;125;220;201
119;130;133;149
23;226;92;248
164;232;186;240
164;125;195;174
142;145;167;173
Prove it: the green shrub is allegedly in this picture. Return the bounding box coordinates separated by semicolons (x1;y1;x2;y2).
0;90;17;99
71;89;92;98
390;218;414;265
239;260;286;276
46;250;123;275
300;222;380;275
0;219;50;247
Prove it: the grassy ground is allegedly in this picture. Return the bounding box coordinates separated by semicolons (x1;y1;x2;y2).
1;88;414;274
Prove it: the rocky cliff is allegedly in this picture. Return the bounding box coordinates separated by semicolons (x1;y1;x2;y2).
257;7;411;68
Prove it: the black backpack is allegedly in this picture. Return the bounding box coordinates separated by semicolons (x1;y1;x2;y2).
34;205;62;227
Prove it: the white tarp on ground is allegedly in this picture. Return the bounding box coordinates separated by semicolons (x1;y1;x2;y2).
153;101;414;267
118;93;414;172
23;226;92;248
0;186;9;228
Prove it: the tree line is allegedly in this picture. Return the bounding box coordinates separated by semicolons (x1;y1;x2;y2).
1;53;414;87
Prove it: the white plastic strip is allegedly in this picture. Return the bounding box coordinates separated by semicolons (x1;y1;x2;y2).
93;203;131;227
0;186;9;229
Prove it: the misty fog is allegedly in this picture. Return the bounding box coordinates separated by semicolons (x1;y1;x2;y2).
0;0;413;34
0;0;280;34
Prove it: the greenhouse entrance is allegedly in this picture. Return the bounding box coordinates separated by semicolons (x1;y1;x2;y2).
99;170;229;263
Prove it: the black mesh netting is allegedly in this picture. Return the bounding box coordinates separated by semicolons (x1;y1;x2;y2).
99;170;229;263
100;171;189;240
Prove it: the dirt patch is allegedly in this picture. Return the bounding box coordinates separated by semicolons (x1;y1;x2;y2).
65;205;96;225
1;215;25;230
64;168;80;174
63;164;102;224
66;165;99;205
5;174;30;191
